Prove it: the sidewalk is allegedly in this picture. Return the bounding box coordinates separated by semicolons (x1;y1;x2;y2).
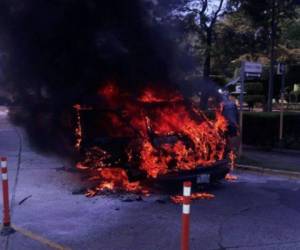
238;146;300;173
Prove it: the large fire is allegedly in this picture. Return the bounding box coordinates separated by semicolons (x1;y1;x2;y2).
74;82;231;196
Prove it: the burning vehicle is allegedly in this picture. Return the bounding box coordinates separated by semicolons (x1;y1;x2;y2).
73;82;233;196
1;1;236;197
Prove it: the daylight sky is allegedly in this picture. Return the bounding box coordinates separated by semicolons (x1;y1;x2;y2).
172;0;228;25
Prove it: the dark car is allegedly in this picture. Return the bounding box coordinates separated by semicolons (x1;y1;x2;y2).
75;86;232;185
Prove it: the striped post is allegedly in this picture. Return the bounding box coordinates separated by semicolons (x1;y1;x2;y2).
181;181;191;250
1;157;14;235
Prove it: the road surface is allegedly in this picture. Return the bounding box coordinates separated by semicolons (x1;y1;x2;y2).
0;106;300;250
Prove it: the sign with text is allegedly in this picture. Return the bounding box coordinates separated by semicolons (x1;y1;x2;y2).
244;62;262;74
234;84;246;94
277;63;285;75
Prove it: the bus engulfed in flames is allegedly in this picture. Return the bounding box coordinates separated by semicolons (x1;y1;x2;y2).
74;82;233;197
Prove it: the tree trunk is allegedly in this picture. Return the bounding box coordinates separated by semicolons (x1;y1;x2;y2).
203;28;212;78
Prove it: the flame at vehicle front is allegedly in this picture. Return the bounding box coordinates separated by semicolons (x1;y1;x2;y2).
74;82;230;196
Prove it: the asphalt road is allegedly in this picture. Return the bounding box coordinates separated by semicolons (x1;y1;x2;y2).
1;106;300;250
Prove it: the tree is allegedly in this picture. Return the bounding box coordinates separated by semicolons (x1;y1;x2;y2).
171;0;230;77
213;11;269;77
229;0;298;111
244;82;265;109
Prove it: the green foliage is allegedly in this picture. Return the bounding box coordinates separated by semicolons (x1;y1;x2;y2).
244;95;265;104
245;82;264;94
280;7;300;48
229;0;296;25
164;0;300;85
210;74;227;86
243;82;265;104
290;90;300;102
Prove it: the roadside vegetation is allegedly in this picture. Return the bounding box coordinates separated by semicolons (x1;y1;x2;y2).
243;112;300;150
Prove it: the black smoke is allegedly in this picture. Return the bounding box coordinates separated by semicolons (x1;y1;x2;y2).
0;0;220;157
0;0;185;155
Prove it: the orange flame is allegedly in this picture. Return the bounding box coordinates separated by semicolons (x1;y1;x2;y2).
74;83;230;196
171;192;215;203
225;150;238;181
84;168;150;197
225;174;237;181
73;104;83;151
73;104;93;151
138;87;183;103
229;150;236;170
98;82;119;98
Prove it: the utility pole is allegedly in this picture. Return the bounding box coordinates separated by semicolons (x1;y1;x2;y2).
279;63;285;141
239;62;245;157
267;0;276;112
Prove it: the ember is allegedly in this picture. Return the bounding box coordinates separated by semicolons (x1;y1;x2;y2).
85;168;150;197
225;150;238;181
73;104;83;151
225;174;238;182
74;83;230;196
229;150;237;170
171;193;215;204
73;104;93;151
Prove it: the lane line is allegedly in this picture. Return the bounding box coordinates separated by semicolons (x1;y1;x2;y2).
4;121;71;250
5;127;23;250
2;122;23;249
10;127;23;214
12;224;72;250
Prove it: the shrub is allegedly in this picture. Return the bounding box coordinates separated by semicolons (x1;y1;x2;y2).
244;82;265;106
243;112;300;149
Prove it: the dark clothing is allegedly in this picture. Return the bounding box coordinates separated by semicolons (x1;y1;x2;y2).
222;100;239;137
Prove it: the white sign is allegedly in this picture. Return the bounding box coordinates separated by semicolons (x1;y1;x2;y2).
233;84;246;94
244;62;262;74
246;73;261;78
277;63;285;75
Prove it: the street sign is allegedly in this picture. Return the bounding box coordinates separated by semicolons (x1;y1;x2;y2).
234;84;246;94
244;62;262;74
277;63;285;75
239;61;262;156
245;73;261;78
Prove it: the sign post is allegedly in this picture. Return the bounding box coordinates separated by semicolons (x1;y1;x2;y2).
277;63;285;141
238;62;262;156
238;62;245;156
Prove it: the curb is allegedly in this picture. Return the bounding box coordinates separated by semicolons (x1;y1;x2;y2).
271;148;300;156
243;145;300;156
236;164;300;179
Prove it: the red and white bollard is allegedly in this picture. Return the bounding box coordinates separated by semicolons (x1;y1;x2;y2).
1;157;14;235
181;181;191;250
